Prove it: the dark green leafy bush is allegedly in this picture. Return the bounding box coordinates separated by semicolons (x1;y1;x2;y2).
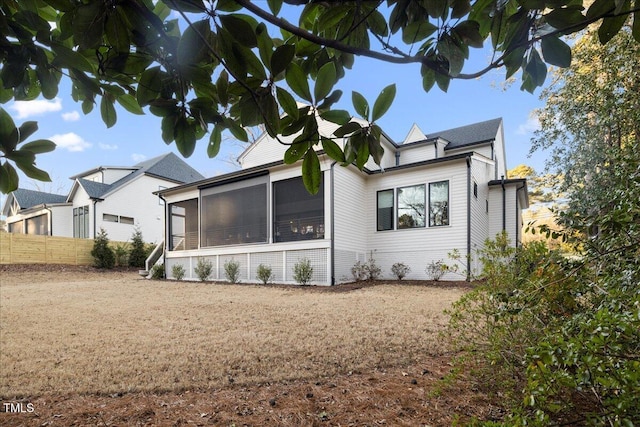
128;228;147;268
91;228;115;269
293;258;313;285
224;259;241;283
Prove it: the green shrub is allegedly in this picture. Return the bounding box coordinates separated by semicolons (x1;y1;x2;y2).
391;262;411;280
150;263;165;279
128;228;147;268
223;259;241;283
293;258;313;285
256;264;273;285
171;264;185;280
113;243;129;267
194;258;212;282
91;228;115;269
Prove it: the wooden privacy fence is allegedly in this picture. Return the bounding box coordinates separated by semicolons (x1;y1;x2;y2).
0;232;128;265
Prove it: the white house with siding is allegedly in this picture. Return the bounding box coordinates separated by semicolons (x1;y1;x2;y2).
157;117;528;284
2;153;204;243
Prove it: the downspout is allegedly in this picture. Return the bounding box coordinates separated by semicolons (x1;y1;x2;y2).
515;183;526;247
159;193;168;270
501;176;506;231
92;198;99;238
330;161;336;285
466;157;472;281
434;140;438;159
394;151;400;166
43;204;53;236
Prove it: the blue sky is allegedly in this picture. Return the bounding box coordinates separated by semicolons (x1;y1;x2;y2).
3;12;549;198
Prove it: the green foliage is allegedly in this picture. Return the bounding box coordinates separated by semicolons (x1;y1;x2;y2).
113;244;129;268
128;228;147;268
194;258;213;282
256;263;274;285
391;262;411;280
293;258;313;285
351;257;382;281
1;1;636;193
224;259;241;284
171;264;186;281
91;228;115;269
150;263;165;280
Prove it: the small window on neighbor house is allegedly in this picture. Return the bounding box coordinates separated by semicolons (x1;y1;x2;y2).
429;181;449;227
103;214;119;222
397;184;426;229
120;216;134;225
377;189;394;231
473;182;478;198
486;200;489;213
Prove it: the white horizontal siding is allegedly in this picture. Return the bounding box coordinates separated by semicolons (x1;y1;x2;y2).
366;160;469;280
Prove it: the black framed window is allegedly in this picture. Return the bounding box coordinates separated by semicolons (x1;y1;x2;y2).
169;198;198;251
377;189;394;231
201;184;267;247
73;205;89;238
397;184;426;229
429;180;449;226
274;176;324;242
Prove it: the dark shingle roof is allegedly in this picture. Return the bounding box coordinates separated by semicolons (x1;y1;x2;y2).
425;118;502;150
77;179;113;199
11;188;67;209
142;152;204;183
71;153;205;200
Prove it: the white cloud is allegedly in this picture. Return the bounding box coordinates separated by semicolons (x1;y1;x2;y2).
10;98;63;119
131;153;147;162
61;111;80;122
517;112;541;135
99;143;118;150
50;133;92;152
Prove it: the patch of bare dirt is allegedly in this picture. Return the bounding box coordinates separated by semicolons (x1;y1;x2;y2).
0;358;502;427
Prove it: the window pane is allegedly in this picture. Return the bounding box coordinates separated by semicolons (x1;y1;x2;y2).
397;185;425;228
169;199;198;251
103;214;119;222
120;216;134;225
377;189;394;231
429;181;449;226
201;184;267;246
274;176;324;242
26;214;48;235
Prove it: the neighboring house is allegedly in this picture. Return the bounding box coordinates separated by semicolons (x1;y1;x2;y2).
157;117;528;284
2;153;204;243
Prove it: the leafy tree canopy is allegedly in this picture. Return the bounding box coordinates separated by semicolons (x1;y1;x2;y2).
1;0;639;193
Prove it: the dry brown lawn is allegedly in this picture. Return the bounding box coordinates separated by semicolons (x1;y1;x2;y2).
0;265;499;426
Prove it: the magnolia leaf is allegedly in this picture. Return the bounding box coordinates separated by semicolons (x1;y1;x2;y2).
208;125;222;158
267;0;282;15
100;95;117;128
17;161;52;181
402;21;437;44
321;137;345;163
276;86;299;121
0;162;19;193
284;142;308;164
18;121;38;143
174;116;197;157
219;14;257;48
0;107;19;151
334;121;362;138
302;148;321;194
161;0;205;13
137;67;162;107
20;139;56;154
314;62;337;103
541;36;572;67
224;118;249;142
117;94;144;115
372;84;396;122
634;9;640;42
352;91;369;120
598;14;628;44
271;44;295;77
320;110;351;125
286;63;312;102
